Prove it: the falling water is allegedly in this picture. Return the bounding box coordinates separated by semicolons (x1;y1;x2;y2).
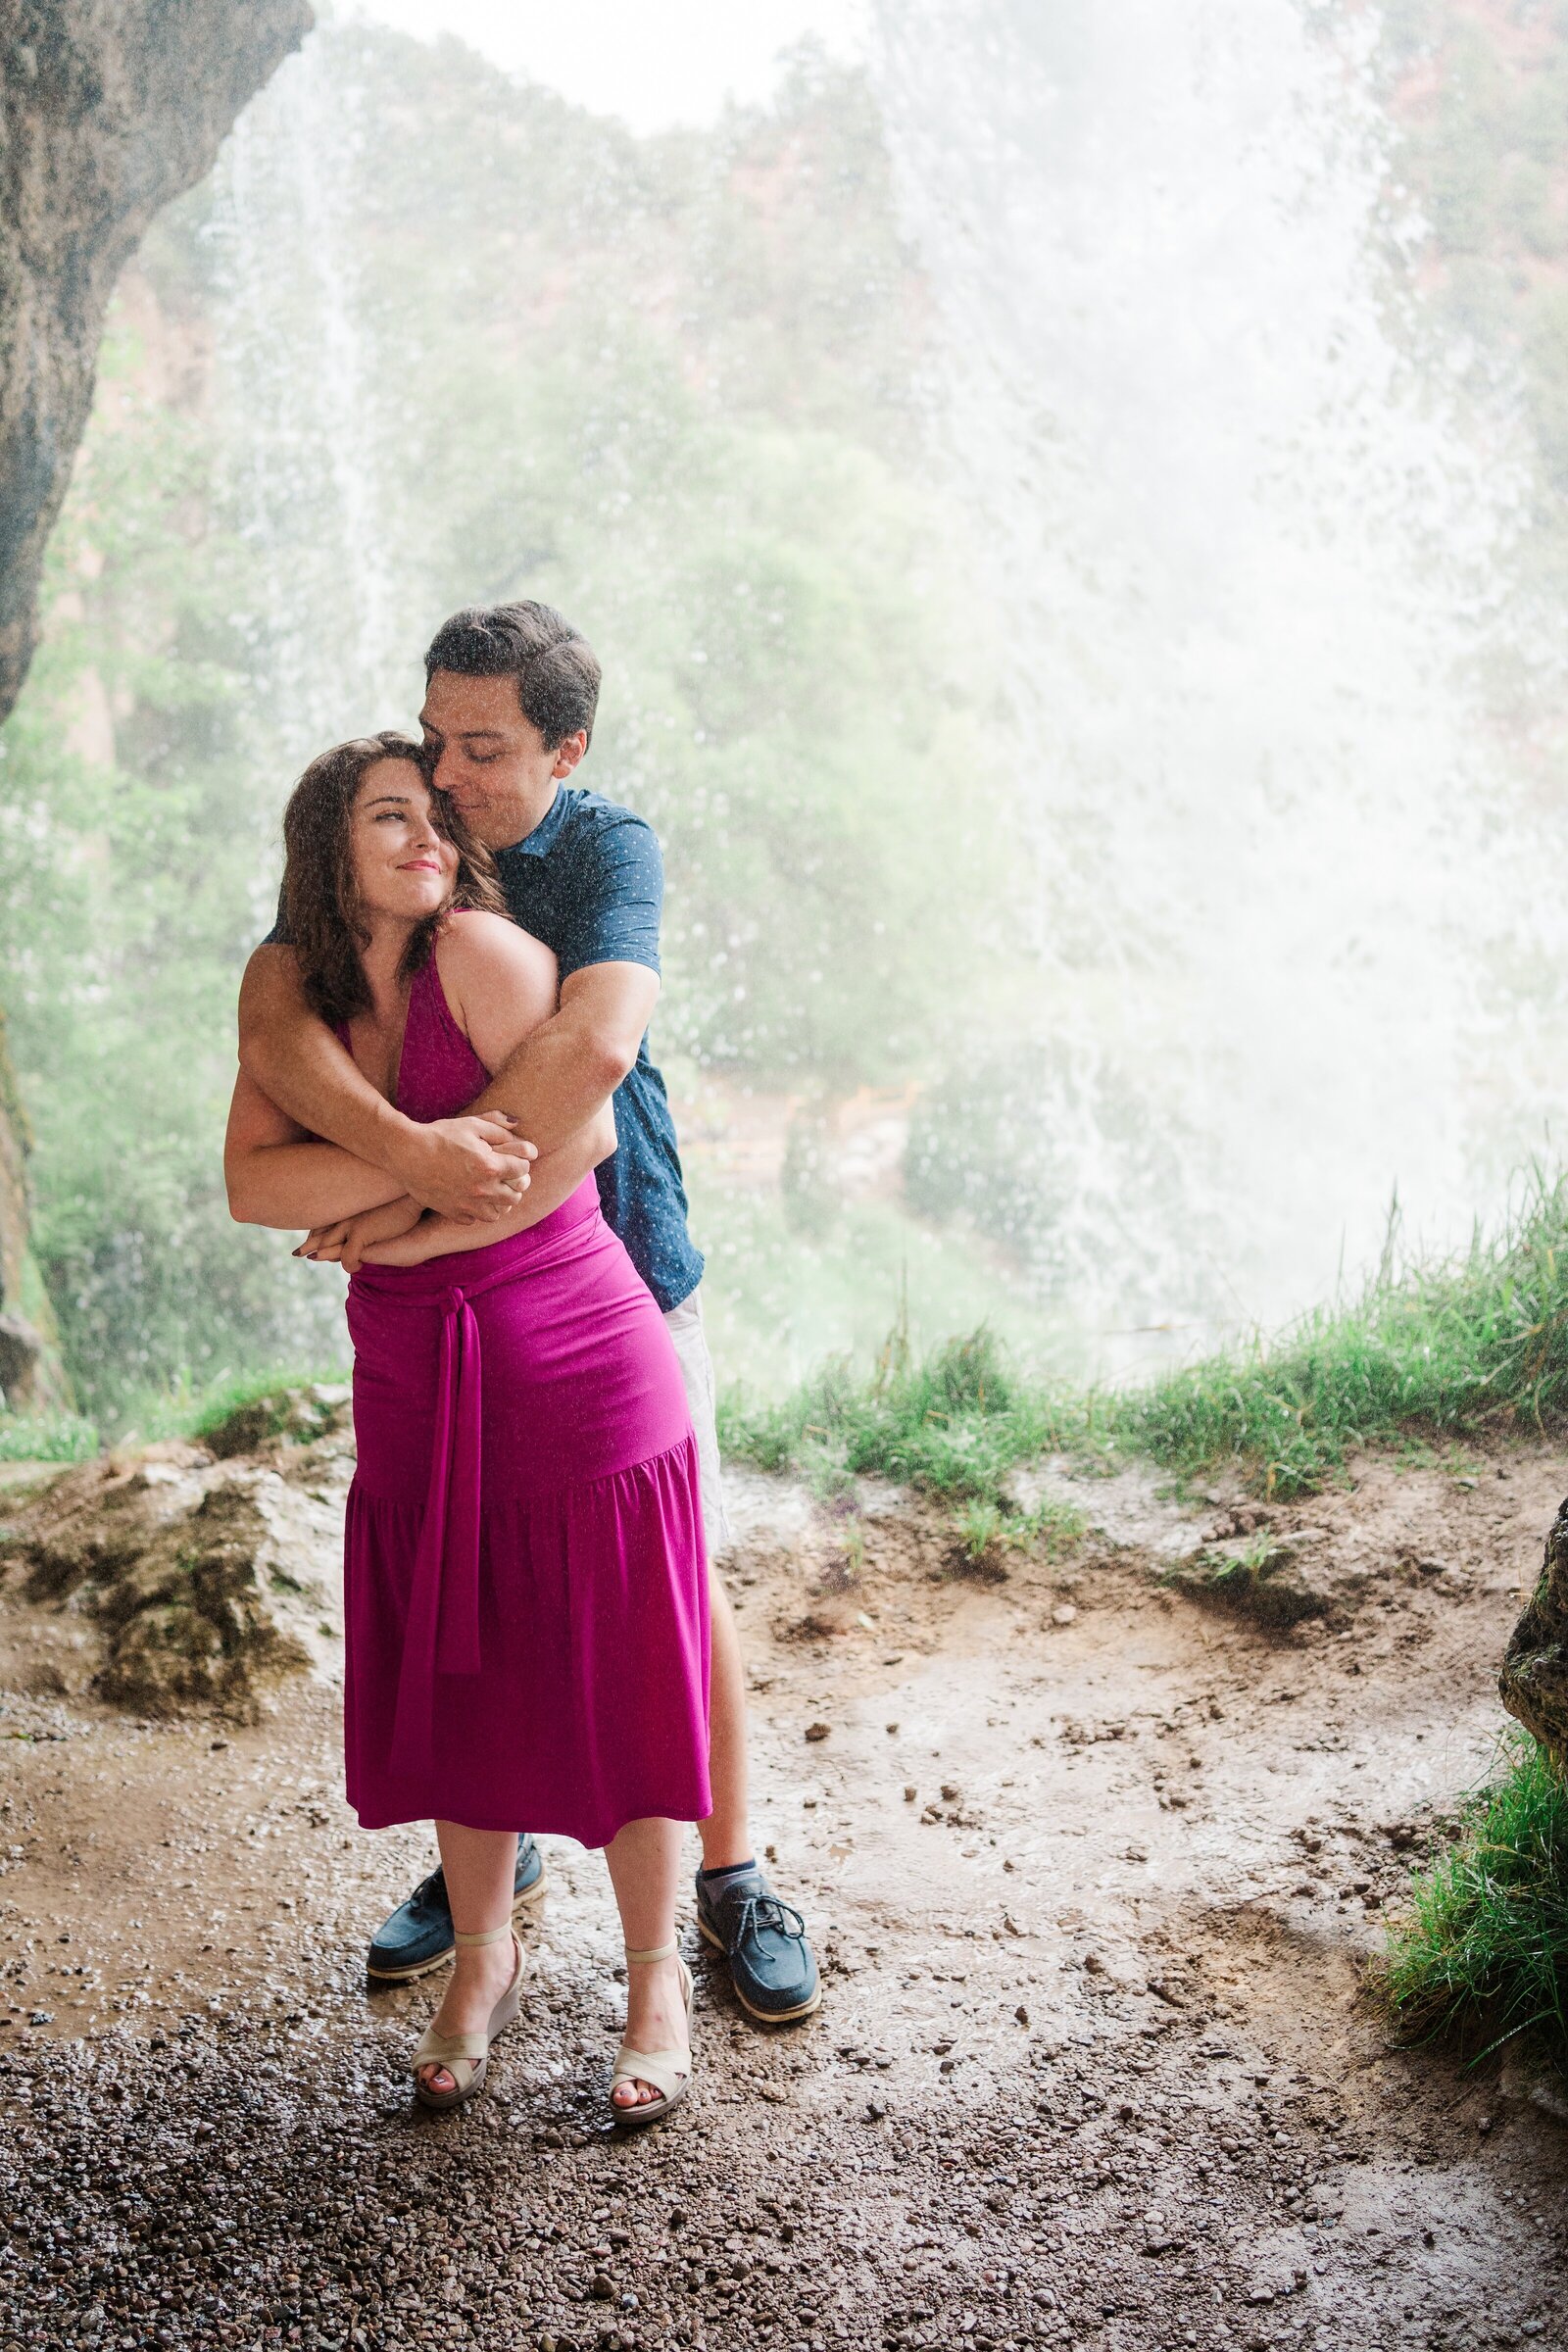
208;35;410;762
149;6;1568;1385
870;0;1557;1348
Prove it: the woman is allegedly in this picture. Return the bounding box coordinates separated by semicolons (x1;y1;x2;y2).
225;731;710;2122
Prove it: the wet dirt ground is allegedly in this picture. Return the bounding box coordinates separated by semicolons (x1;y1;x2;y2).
2;1440;1567;2351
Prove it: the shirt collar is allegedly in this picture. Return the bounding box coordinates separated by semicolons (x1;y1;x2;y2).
499;785;573;861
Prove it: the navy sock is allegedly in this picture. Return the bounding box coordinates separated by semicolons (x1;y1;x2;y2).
700;1857;758;1885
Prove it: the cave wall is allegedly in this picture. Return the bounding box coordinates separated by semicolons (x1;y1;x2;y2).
0;0;313;1408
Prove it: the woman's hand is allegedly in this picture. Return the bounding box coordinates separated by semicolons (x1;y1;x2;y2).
356;1218;454;1268
295;1196;425;1272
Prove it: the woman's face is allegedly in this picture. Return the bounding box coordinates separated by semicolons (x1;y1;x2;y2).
349;759;459;921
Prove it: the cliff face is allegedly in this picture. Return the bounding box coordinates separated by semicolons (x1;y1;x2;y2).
0;1;313;720
0;0;312;1408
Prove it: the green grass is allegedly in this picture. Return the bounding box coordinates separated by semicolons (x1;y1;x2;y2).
0;1361;352;1468
1382;1732;1568;2072
22;1165;1568;1505
954;1496;1007;1562
719;1323;1066;1503
1104;1169;1568;1494
1184;1531;1283;1600
722;1166;1568;1501
183;1365;349;1450
0;1409;100;1464
114;1361;349;1449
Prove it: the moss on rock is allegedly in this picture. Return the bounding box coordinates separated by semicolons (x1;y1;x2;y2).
0;1435;346;1720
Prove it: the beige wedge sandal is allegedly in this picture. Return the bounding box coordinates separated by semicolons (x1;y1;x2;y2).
610;1940;695;2130
412;1924;525;2113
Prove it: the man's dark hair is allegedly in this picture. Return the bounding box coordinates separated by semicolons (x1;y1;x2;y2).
424;601;602;747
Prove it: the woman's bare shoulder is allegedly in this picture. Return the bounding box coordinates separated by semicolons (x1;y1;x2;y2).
435;907;557;987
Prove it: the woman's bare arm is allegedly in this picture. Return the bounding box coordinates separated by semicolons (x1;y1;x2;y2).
303;915;617;1268
227;915;553;1232
237;944;535;1223
224;1065;414;1230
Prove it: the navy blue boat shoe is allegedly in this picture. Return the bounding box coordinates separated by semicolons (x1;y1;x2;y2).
368;1836;547;1983
695;1864;821;2024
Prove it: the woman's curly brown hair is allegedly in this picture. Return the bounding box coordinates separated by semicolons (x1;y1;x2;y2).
281;731;509;1028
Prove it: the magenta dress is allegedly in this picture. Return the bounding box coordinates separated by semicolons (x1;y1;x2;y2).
340;952;711;1847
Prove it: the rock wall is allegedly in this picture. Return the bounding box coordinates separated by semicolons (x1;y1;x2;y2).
1499;1496;1568;1769
0;0;312;1403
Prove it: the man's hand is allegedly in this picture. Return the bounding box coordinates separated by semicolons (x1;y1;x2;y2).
387;1114;539;1223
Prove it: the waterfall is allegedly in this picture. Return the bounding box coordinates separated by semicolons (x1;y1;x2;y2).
870;0;1553;1347
207;32;412;770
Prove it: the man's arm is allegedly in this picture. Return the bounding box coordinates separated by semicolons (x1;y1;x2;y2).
449;802;664;1154
236;944;536;1222
329;1104;618;1272
461;961;660;1155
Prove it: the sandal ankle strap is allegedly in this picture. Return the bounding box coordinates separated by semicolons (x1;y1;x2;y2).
454;1924;512;1947
625;1939;677;1965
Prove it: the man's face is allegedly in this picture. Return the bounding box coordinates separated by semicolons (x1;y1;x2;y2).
418;669;586;851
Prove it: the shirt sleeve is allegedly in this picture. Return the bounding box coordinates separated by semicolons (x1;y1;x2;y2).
557;811;664;980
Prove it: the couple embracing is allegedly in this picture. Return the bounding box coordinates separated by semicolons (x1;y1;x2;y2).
225;600;817;2124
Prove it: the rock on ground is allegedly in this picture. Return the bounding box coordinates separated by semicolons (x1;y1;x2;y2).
1499;1491;1568;1764
0;1401;350;1717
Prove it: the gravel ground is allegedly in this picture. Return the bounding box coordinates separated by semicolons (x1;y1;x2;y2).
3;1451;1568;2351
5;1965;1566;2352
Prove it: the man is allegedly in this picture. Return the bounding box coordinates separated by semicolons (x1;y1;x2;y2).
238;600;819;2026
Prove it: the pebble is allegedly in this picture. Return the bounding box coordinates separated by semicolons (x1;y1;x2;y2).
1051;1604;1078;1626
805;1723;831;1742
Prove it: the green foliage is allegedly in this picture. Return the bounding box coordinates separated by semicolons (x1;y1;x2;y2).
1374;4;1568;620
0;326;348;1424
1383;1732;1568;2071
1161;1533;1325;1628
0;28;1018;1419
955;1496;1006;1561
180;25;1013;1093
196;1374;349;1458
1013;1495;1090;1556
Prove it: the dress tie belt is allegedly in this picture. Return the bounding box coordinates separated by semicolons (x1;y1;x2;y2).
388;1257;527;1776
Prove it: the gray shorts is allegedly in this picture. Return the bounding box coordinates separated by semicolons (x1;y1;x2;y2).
662;1286;733;1559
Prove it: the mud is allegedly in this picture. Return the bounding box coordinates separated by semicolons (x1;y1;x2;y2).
2;1439;1566;2351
